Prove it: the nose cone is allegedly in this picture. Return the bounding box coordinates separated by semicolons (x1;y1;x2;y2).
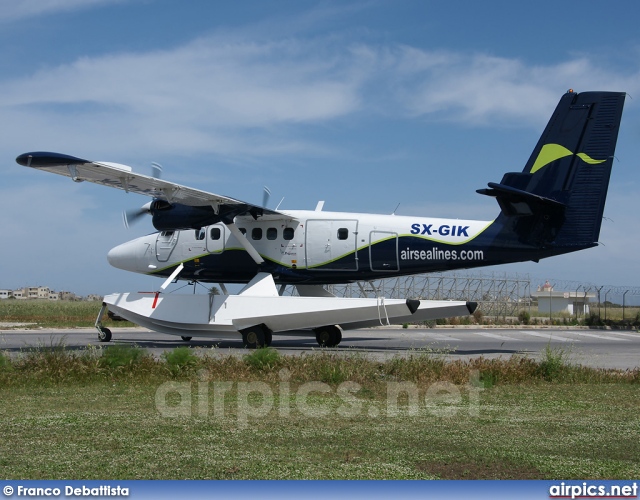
107;240;141;272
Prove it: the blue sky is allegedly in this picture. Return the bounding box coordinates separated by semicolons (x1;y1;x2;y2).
2;0;639;296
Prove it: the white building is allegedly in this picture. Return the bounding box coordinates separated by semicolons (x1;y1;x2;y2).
531;281;595;316
1;286;60;300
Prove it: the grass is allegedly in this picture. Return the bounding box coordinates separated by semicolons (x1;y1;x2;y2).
0;344;639;479
0;300;133;328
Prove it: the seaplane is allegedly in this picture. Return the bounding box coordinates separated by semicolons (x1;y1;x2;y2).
16;90;626;348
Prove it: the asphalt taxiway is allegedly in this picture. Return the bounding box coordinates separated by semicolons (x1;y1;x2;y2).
1;326;638;369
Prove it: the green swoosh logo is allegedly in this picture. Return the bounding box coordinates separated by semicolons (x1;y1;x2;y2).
530;143;606;174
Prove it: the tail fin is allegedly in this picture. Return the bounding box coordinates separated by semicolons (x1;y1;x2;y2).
478;90;626;251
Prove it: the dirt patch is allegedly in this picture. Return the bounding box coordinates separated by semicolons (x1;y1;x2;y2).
417;460;545;479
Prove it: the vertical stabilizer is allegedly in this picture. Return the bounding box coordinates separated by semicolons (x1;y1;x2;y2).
478;90;626;250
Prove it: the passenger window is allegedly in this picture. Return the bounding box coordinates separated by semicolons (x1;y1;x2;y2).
195;228;205;240
252;228;262;240
337;228;349;240
239;228;246;235
283;228;294;240
210;227;221;240
267;228;277;240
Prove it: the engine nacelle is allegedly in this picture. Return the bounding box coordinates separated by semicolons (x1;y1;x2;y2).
149;201;261;230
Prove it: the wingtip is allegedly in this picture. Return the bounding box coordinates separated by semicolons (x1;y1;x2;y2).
15;151;90;167
15;153;32;166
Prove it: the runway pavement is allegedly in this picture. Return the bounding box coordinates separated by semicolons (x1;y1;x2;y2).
1;326;638;369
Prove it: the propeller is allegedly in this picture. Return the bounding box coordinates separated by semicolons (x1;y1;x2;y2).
122;162;163;228
123;201;152;229
262;186;271;208
151;162;163;179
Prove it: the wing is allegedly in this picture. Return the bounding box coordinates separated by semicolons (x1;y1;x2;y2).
16;151;284;217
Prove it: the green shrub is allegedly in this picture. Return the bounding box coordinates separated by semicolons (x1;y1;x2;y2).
518;310;530;325
163;346;198;376
0;351;11;371
100;345;145;369
536;345;567;382
584;313;602;326
243;347;281;371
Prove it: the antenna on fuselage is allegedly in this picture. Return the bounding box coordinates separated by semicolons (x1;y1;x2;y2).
392;203;400;215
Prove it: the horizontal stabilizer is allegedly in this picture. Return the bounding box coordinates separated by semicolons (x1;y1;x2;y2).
477;182;566;217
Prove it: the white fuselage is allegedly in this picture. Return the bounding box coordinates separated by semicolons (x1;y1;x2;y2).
107;209;495;282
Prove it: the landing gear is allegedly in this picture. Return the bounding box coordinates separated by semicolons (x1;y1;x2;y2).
314;325;342;347
97;327;112;342
241;325;265;349
181;336;193;342
95;302;112;342
241;324;272;349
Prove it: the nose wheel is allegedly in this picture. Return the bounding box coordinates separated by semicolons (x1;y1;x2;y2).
97;327;112;342
95;302;113;342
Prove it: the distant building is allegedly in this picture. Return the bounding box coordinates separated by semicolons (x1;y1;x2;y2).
531;281;595;316
58;291;78;301
0;286;81;301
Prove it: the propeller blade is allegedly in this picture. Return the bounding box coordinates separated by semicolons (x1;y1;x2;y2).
262;186;271;208
122;201;153;229
151;162;163;179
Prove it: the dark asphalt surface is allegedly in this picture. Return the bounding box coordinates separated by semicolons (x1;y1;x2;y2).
1;326;638;369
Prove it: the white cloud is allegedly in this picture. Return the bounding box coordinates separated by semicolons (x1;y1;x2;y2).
396;53;640;127
0;0;127;22
0;36;365;158
1;33;639;162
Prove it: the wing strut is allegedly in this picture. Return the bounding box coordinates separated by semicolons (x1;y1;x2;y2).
225;222;265;265
160;263;185;290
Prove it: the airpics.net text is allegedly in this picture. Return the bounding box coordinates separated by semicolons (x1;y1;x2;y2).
155;369;483;429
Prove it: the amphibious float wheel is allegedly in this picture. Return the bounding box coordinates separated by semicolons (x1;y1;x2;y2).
181;336;193;342
314;325;342;347
97;327;112;342
241;326;266;349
